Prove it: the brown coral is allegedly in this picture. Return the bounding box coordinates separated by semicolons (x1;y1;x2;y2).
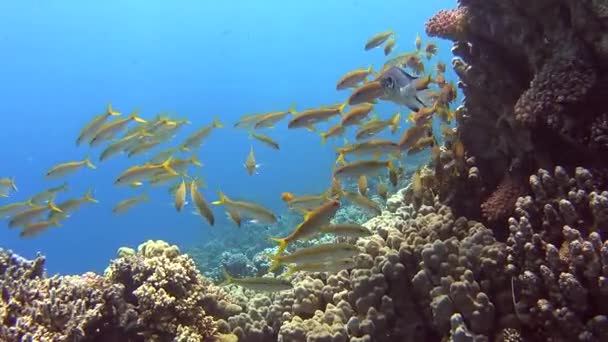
481;175;525;222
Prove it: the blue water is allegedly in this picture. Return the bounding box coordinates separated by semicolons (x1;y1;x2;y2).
0;0;456;275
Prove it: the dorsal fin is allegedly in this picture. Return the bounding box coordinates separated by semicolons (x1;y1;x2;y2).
396;66;418;80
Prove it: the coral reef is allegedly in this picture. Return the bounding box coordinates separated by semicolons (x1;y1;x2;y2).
425;0;608;223
0;240;234;342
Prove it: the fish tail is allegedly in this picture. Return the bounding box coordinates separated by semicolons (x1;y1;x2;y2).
190;154;203;167
288;103;297;115
84;188;99;203
212;116;224;128
47;198;63;213
9;177;17;192
338;103;347;114
220;268;234;286
335;152;346;166
161;157;178;176
283;265;296;278
320;133;327;145
390;113;401;133
84;157;97;169
107;102;121;116
129;111;147;123
211;191;227;205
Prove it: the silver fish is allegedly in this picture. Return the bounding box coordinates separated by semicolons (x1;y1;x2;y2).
379;66;430;111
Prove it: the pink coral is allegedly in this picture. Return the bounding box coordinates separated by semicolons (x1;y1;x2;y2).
481;176;525;222
425;7;469;41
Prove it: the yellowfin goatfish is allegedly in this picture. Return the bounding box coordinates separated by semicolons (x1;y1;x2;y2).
234;112;266;129
8;198;62;228
384;37;396;56
337;139;400;163
149;147;180;165
407;136;436;155
180;117;223;151
49;189;98;220
357;175;368;197
336;66;374;90
341;103;374;127
333;159;394;179
287;103;346;130
20;218;62;239
398;124;432;149
0;200;34;219
169;178;205;194
89;111;147;147
225;207;241;227
221;269;292;292
319;223;371;238
269;200;340;259
341;191;382;216
355;112;401;140
364;29;394;50
114;157;178;186
127;139;163;158
270;243;360;271
30;182;68;204
347;81;384;106
319;124;345;145
212;191;276;223
281;192;329;214
244;146;260;176
174;179;187;212
284;258;357;277
249;132;280;150
76;103;121;145
0;177;18;197
100;131;153;161
253;104;296;129
46;157;96;179
190;180;215;226
113;194;148;214
165;154;203;174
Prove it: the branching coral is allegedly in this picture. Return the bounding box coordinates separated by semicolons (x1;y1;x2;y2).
425;7;470;41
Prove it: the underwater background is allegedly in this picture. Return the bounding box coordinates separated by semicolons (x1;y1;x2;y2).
0;0;454;275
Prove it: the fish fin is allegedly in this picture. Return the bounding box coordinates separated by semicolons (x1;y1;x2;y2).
320;133;327;145
161;157;178;176
212;116;224;128
338;103;347;114
335;152;346;166
84;157;97;170
212;191;228;205
390;112;401;133
415;95;426;107
47;197;63;213
84;188;99;203
268;237;288;271
288;103;297;114
220;268;234;286
306;125;316;132
9;177;18;192
190;154;203;167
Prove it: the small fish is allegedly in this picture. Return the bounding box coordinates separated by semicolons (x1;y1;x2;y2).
169;178;205;194
113;194;148;214
9;198;62;228
347;81;384;106
0;177;18;197
212;191;276;223
405;55;425;74
333;159;393;179
0;200;34;219
327;177;343;199
379;66;431;111
341;103;374;127
425;42;438;60
150;172;181;186
436;62;446;73
287;104;346;130
76;103;121;146
320;124;345;145
336;66;374;90
342;191;382;216
383;38;396;56
269;200;340;260
365;29;394;50
174;179;187;212
415;33;422;50
115;157;178;186
149;147;180;165
388;162;402;187
180;117;223;151
190;180;214;225
30;182;69;204
398;124;432;149
435;72;446;87
234;113;266;129
100;132;152;161
415;74;433;91
90;111;147;147
407;136;436;155
46;157;96;179
249;132;280;150
244;146;260;176
357;175;368;197
127;139;162;158
320;223;371;238
377;181;389;200
282;193;329;214
49;188;98;220
225;207;241;227
271;243;360;270
253;104;297;129
284;258;356;277
337;139;400;163
408;105;437;126
222;269;292;292
20;218;62;238
355;112;401;140
166;154;204;174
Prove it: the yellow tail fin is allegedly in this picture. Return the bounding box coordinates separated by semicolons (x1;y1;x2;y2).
211;191;228;205
212;117;224;128
268;237;288;271
160;157;178;176
47;198;63;213
84;157;97;169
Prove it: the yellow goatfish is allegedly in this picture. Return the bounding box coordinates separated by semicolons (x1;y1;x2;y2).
364;29;394;50
20;218;61;239
384;37;396;56
253;104;296;129
270;243;360;271
46;157;96;179
341;103;374;127
190;180;214;226
333;159;393;179
90;111;147;147
30;182;69;204
49;188;98;220
319;124;345;145
99;131;153;161
114;157;178;186
319;223;372;238
347;81;384;106
355;112;401;140
287;103;346;130
0;200;34;219
284;258;357;277
377;181;389;201
9;198;62;228
269;200;340;259
357;175;368;197
0;177;18;197
113;194;148;214
174;179;187;212
336;140;400;163
342;191;382;216
336;66;374;90
225;207;242;227
212;191;276;224
249;132;280;150
180;117;223;151
221;269;293;292
244;146;260;176
76;103;121;146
